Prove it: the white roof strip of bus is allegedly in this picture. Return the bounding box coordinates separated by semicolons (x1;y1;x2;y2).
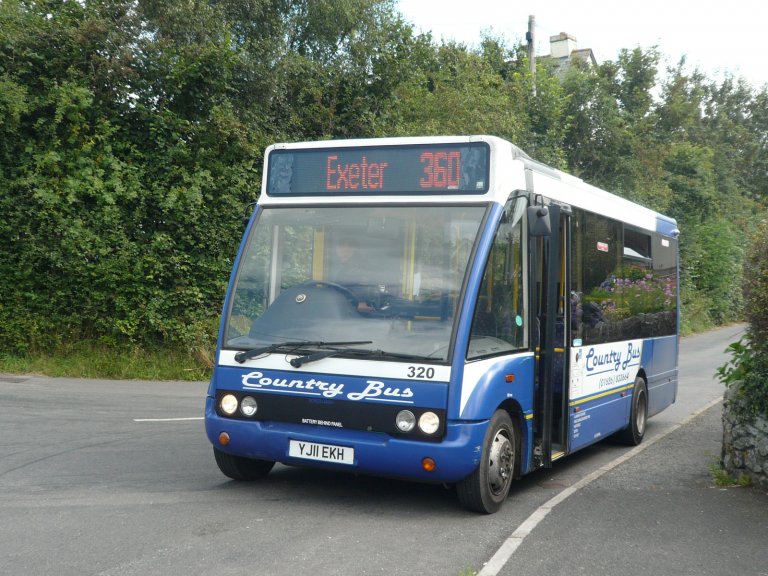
527;168;660;233
259;135;527;207
259;135;672;233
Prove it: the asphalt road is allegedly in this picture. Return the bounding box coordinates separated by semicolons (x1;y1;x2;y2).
0;324;757;576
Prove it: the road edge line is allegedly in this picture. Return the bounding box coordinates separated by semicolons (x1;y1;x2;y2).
133;417;204;422
477;396;724;576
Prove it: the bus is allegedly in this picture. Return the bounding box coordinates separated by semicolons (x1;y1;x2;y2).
205;135;679;513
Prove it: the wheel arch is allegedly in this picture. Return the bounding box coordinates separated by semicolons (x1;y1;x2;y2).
634;368;650;416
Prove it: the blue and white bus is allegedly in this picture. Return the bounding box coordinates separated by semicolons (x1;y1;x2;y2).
205;136;679;513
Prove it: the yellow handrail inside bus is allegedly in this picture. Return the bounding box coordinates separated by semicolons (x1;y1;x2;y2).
313;228;325;280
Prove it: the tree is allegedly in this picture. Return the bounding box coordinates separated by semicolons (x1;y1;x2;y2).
718;220;768;416
1;0;766;363
560;59;627;184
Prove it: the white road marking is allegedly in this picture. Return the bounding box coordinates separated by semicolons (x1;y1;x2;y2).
133;417;204;422
478;396;724;576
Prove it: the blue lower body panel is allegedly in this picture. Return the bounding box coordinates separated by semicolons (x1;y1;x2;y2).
569;390;631;451
205;397;488;483
644;335;678;417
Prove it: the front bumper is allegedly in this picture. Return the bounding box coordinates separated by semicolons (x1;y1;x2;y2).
205;396;487;483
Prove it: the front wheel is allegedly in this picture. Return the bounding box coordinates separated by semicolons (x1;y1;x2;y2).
616;376;648;446
457;410;516;514
214;448;275;480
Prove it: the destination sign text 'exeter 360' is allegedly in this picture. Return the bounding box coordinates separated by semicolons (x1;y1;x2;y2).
266;142;490;196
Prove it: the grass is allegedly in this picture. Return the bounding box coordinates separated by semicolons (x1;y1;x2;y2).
0;342;212;381
710;461;753;488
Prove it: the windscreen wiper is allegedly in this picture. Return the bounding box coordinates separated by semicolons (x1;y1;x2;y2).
234;340;372;364
289;347;436;368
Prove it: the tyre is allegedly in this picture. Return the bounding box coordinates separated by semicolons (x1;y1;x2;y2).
616;376;648;446
214;447;275;480
457;410;516;514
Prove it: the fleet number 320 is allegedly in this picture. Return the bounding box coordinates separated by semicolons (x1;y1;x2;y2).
407;366;436;379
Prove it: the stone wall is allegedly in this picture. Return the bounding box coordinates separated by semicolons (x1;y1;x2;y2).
722;382;768;490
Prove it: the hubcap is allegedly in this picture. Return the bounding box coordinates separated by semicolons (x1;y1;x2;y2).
487;429;514;496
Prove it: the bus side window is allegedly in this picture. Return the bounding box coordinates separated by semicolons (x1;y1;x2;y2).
571;210;621;345
467;200;526;358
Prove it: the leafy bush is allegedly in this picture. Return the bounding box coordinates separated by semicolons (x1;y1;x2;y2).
743;221;768;352
717;221;768;415
0;0;765;379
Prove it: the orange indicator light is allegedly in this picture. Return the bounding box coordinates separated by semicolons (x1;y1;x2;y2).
218;432;231;446
505;374;515;383
422;457;437;472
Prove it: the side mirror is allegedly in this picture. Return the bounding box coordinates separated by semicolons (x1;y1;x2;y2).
528;205;551;237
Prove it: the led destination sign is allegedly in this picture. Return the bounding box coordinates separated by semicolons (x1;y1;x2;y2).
266;142;490;195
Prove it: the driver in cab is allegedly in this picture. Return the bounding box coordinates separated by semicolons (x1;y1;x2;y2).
330;238;376;314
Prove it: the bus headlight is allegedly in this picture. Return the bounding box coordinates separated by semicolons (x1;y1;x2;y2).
240;396;258;417
418;412;440;435
396;410;416;432
220;394;238;416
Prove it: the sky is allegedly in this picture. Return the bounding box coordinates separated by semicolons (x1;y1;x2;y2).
395;0;768;90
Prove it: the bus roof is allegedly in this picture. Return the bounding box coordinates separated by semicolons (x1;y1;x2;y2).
259;135;678;237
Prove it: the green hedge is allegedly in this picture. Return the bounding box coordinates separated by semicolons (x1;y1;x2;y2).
1;0;765;364
718;221;768;415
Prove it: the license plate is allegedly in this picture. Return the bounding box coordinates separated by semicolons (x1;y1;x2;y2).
288;440;354;465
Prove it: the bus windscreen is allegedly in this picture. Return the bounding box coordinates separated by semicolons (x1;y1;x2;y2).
266;142;490;196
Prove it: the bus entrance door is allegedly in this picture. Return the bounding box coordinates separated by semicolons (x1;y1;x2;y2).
532;204;570;468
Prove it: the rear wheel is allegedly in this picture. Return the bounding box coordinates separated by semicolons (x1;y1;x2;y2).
616;376;647;446
457;410;516;514
214;448;275;480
